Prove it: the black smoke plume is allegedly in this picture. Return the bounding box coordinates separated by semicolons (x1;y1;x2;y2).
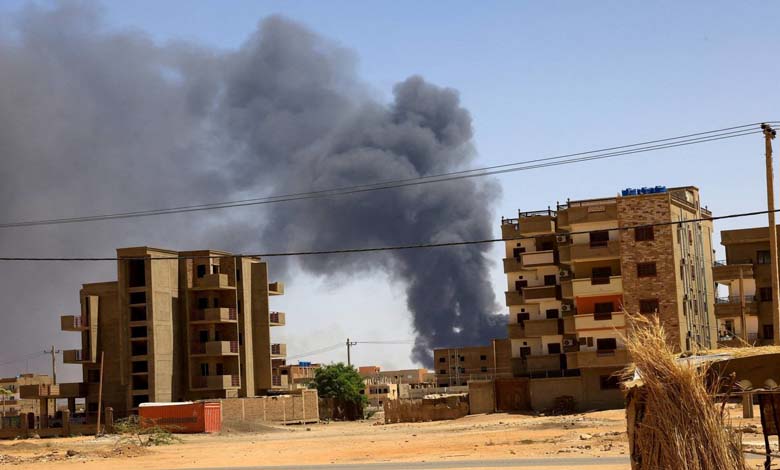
0;3;505;366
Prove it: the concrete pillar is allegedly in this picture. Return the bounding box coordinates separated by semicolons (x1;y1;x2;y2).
743;393;754;418
39;399;48;428
105;408;114;434
62;409;71;436
21;411;28;437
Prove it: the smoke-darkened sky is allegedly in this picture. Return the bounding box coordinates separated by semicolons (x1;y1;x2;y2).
3;0;780;378
0;2;504;376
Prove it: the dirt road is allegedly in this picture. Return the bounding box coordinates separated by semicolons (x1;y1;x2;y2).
0;407;767;470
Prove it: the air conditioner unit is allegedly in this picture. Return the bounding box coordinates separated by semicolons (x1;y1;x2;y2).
561;304;572;312
563;338;576;347
556;234;569;243
559;269;571;278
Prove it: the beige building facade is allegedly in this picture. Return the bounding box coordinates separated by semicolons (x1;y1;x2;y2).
26;247;287;421
433;339;512;387
715;226;780;345
501;186;716;409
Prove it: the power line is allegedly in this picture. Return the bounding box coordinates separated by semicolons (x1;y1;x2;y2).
285;343;343;361
0;123;774;229
0;206;776;262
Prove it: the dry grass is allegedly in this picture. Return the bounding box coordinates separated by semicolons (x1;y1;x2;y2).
623;314;745;470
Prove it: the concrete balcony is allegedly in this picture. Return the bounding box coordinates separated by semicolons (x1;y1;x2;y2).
190;308;238;323
712;262;754;283
271;343;287;357
714;297;758;317
194;273;234;290
573;312;626;331
566;349;629;369
191;341;239;356
503;251;557;273
60;315;87;332
572;276;623;297
502;214;555;237
526;354;563;373
269;281;285;296
568;240;620;262
269;311;286;326
63;349;93;364
508;318;561;339
558;202;617;228
19;382;86;399
522;285;559;301
505;291;523;306
192;374;240;390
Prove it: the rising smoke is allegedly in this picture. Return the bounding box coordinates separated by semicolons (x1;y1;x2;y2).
0;3;505;366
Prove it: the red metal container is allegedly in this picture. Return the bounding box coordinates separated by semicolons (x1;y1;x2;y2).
138;401;221;433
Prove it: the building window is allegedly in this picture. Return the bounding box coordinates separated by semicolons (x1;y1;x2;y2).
547;343;561;354
640;299;660;314
438;357;446;363
127;259;146;288
132;395;149;408
637;262;657;277
589;231;609;248
480;355;487;361
758;250;772;265
196;264;206;278
592;267;612;284
600;375;620;390
517;312;530;322
594;302;614;316
197;297;208;309
544;274;557;286
131;361;148;373
459;356;465;362
480;367;488;373
596;338;617;351
439;369;446;374
760;287;773;302
764;325;775;340
546;309;560;319
200;363;209;377
236;268;241;282
211;264;220;274
594;311;613;321
635;226;654;241
578;337;587;346
129;292;146;304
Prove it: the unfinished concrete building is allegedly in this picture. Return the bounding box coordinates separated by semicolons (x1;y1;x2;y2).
715;226;780;345
24;247;286;421
501;186;716;409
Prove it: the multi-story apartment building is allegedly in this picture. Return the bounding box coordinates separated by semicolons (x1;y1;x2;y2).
714;226;780;345
501;186;716;409
433;339;512;387
272;362;321;390
0;374;55;423
23;246;287;421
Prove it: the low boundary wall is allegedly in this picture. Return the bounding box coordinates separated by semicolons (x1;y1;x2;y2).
220;390;319;430
384;395;468;423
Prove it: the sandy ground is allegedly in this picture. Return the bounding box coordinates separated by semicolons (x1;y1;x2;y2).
0;406;771;470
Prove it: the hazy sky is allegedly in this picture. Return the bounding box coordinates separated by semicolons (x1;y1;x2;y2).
1;0;779;379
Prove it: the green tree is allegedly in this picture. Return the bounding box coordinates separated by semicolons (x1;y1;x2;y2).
311;363;366;404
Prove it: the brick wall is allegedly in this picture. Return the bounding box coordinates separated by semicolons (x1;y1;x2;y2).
220;390;318;430
617;195;682;349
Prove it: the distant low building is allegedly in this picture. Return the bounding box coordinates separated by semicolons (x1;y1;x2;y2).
272;361;321;390
433;339;512;387
0;374;55;421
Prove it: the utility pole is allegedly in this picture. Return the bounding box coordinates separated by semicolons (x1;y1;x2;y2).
43;346;60;384
345;338;357;367
762;123;780;345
